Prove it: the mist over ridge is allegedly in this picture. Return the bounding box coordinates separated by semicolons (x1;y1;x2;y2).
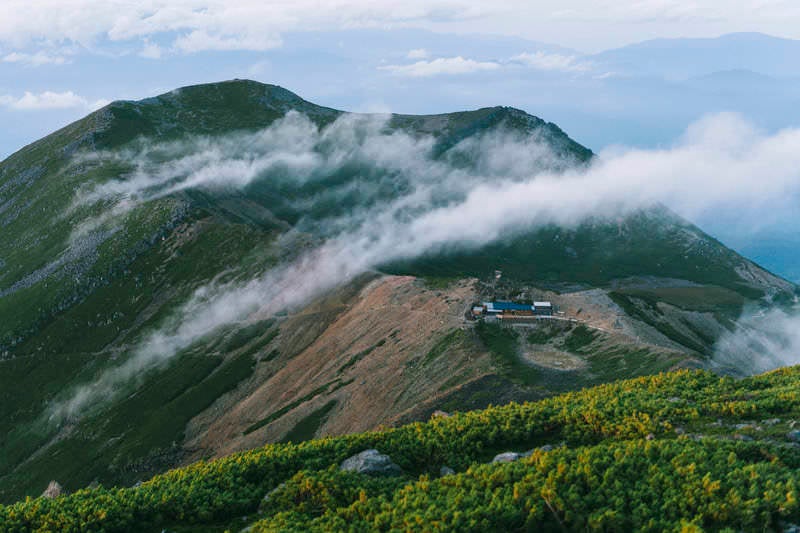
47;99;800;420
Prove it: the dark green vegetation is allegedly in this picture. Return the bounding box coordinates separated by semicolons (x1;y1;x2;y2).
0;79;795;501
476;321;539;384
423;330;464;365
616;286;745;315
609;292;713;354
526;323;563;344
243;379;353;437
387;208;783;299
563;324;598;352
279;400;339;444
0;346;259;502
579;344;688;389
337;339;386;374
473;320;687;396
4;366;800;531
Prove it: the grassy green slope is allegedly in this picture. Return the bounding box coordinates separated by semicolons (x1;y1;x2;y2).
388;207;777;299
0;215;283;500
2;366;800;531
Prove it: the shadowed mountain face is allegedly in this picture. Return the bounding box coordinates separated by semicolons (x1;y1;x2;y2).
0;79;794;501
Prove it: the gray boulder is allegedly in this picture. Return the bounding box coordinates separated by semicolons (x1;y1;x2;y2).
340;449;402;476
521;444;555;458
258;482;287;513
42;481;64;499
787;430;800;442
492;452;521;463
440;466;455;476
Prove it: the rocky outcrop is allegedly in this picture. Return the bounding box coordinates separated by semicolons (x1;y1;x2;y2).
492;452;522;463
258;482;287;513
440;466;455;476
42;481;64;499
494;444;559;463
340;449;402;476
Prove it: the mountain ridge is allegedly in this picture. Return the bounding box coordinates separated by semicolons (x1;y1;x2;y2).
591;32;800;79
0;79;795;502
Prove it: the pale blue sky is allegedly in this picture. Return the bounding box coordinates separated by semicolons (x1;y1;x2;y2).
2;28;800;158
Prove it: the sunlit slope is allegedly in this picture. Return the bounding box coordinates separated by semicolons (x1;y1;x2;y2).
2;366;800;532
0;79;795;502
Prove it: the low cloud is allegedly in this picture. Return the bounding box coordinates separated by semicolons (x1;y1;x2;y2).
550;1;723;24
138;40;163;59
510;51;591;73
173;30;283;53
712;306;800;375
51;110;800;420
0;1;494;54
381;50;596;78
379;56;501;77
0;1;794;57
2;51;69;66
0;90;108;111
71;112;423;212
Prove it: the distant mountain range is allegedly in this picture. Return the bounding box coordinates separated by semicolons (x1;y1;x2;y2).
591;32;800;80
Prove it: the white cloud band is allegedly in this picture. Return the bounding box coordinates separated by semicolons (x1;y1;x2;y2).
0;90;108;111
49;110;800;420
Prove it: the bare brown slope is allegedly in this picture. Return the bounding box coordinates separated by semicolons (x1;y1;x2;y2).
183;276;488;460
180;274;719;464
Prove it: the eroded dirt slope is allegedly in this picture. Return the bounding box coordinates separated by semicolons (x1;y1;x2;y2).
181;274;730;464
183;275;487;460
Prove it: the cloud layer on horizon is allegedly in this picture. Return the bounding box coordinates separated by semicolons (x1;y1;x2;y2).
379;56;501;77
379;51;593;77
0;90;108;111
1;0;800;58
0;0;493;54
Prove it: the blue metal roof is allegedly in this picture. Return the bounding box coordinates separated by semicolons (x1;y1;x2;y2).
489;301;534;311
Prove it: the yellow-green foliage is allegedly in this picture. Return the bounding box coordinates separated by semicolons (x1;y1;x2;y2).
3;367;800;532
252;439;800;532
